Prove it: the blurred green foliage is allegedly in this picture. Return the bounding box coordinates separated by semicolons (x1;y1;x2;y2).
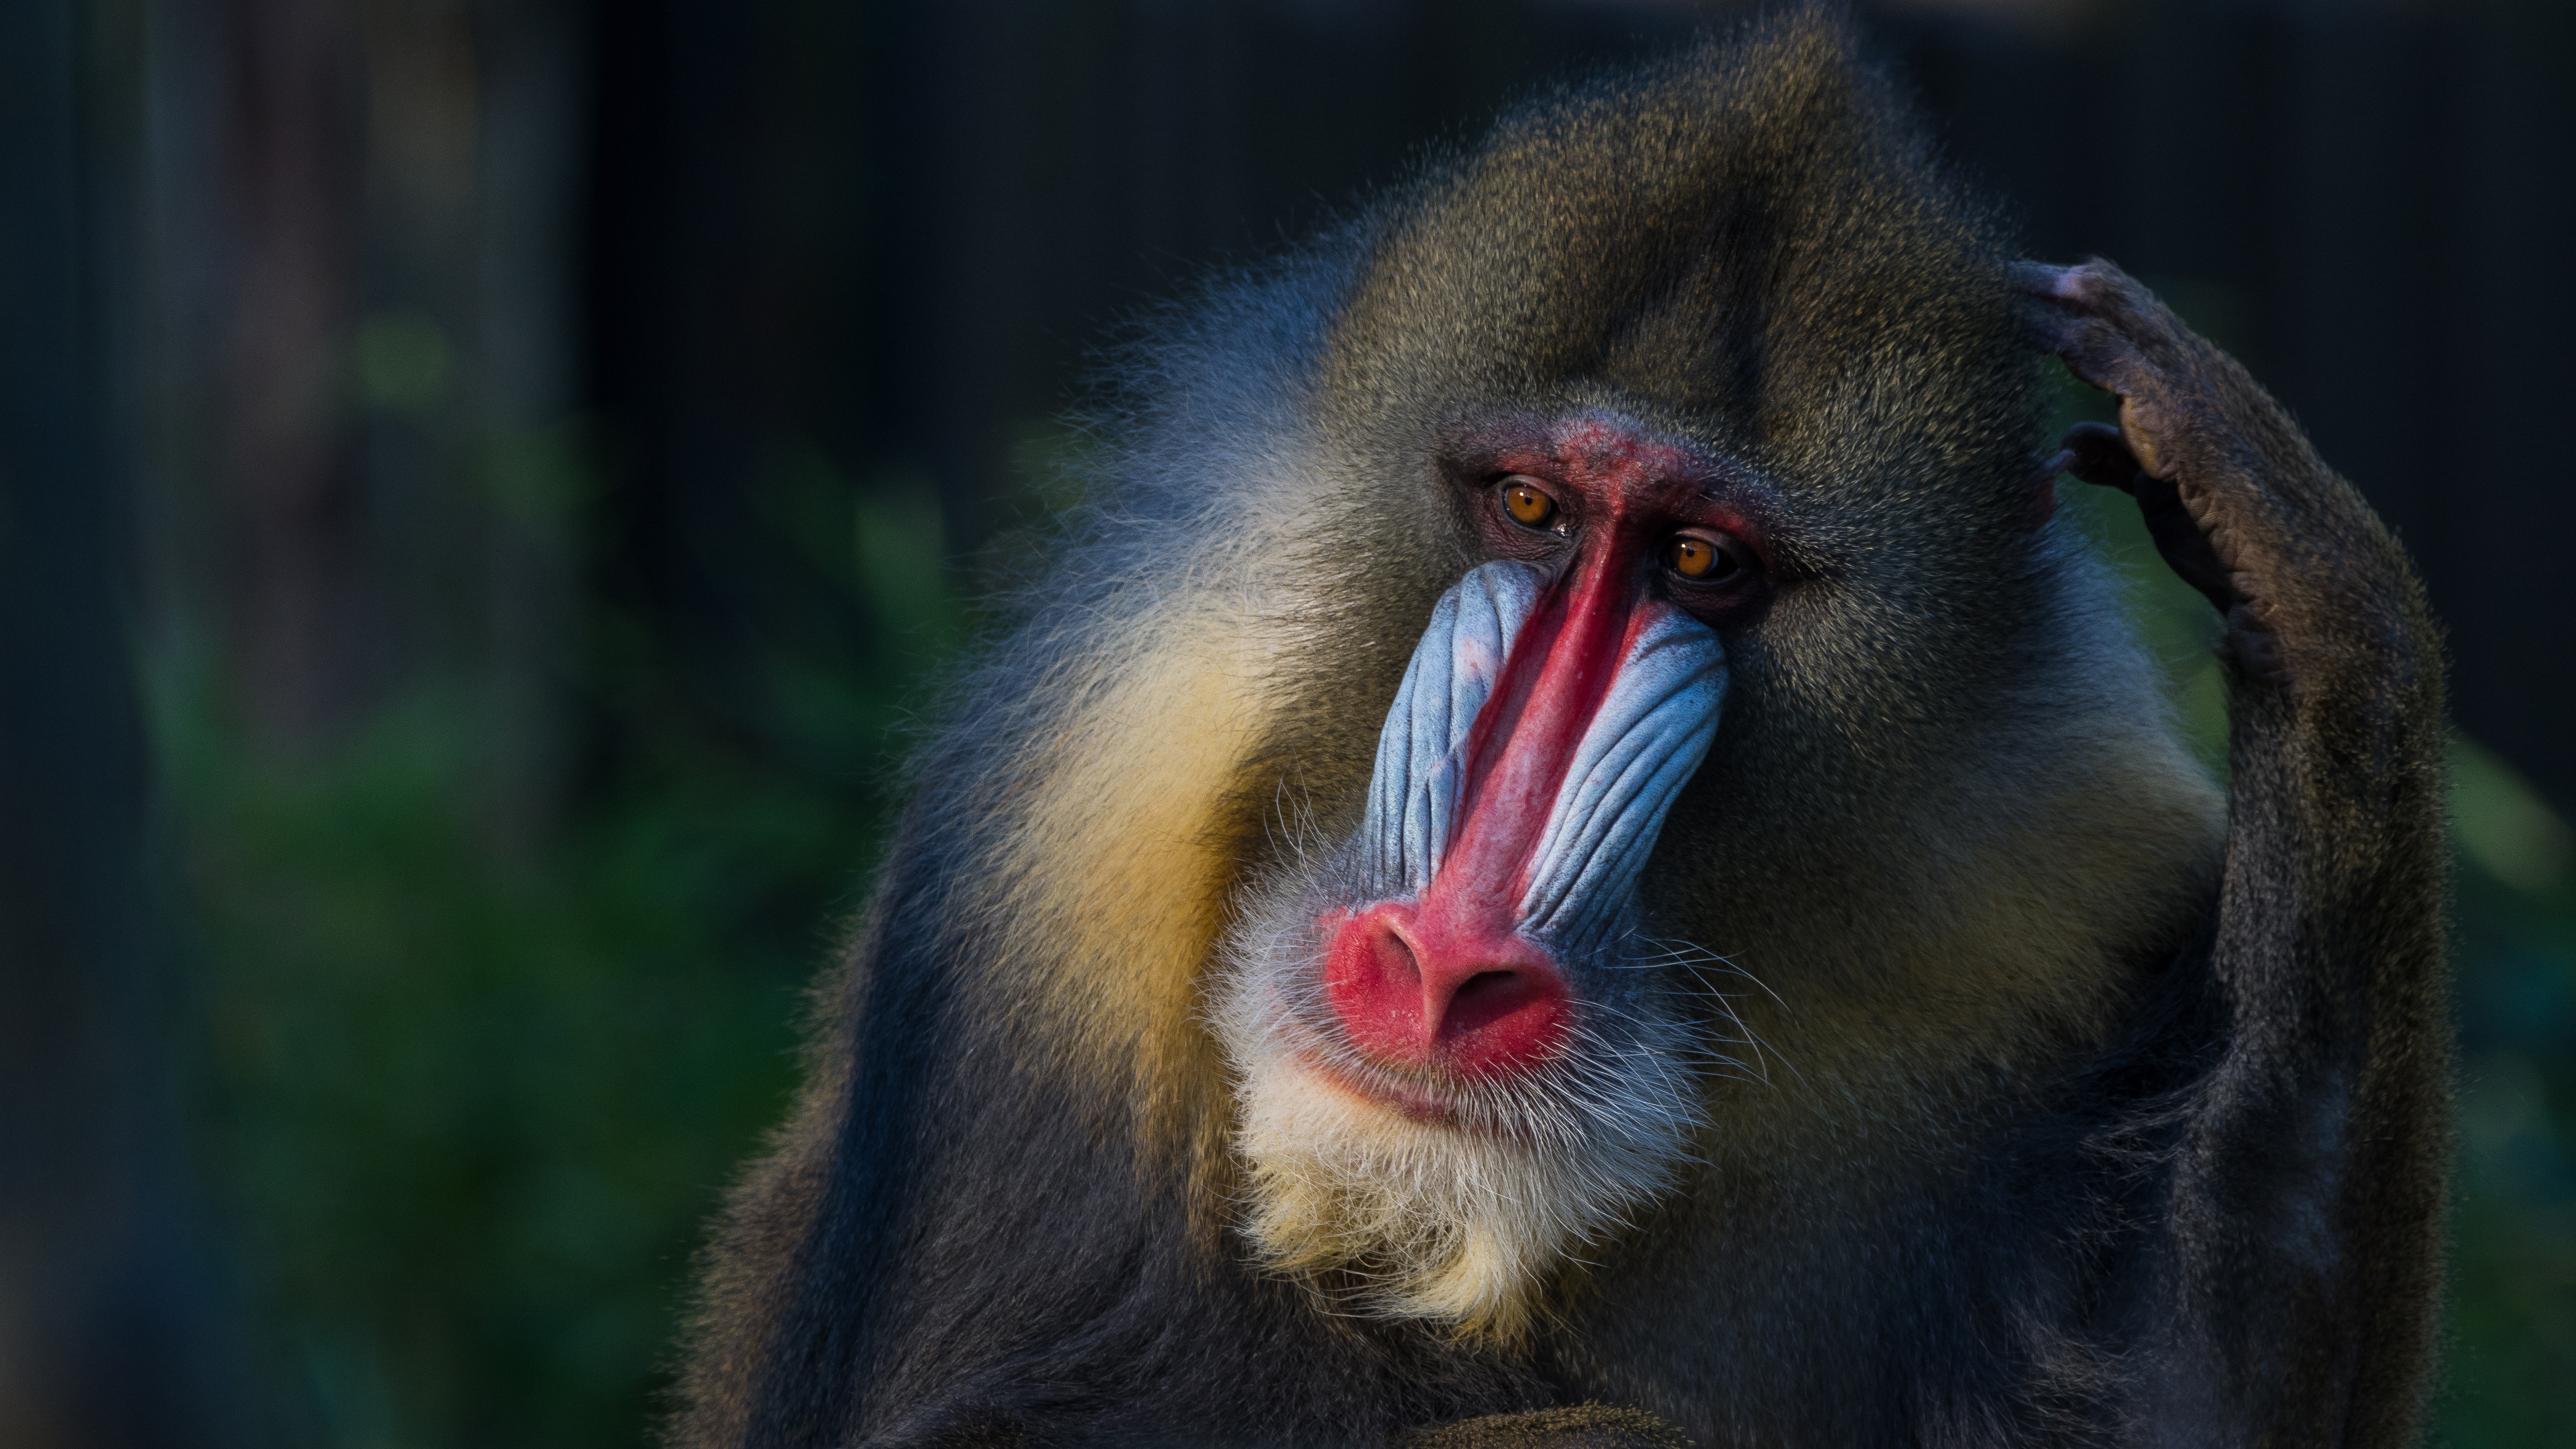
167;428;2574;1445
168;694;876;1446
2444;757;2576;1443
161;431;951;1448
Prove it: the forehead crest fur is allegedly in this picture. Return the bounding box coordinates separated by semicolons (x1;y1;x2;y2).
1319;8;2033;523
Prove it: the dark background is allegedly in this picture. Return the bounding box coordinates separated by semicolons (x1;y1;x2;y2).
3;0;2571;1443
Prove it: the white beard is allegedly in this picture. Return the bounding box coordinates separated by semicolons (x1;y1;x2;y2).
1211;888;1706;1342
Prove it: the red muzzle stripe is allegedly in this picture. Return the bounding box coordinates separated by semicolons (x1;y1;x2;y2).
1322;539;1651;1076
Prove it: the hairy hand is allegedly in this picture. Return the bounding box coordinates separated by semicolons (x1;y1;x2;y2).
2017;258;2293;687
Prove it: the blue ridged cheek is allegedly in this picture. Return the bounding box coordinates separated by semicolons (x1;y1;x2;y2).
1356;559;1728;949
1516;608;1725;951
1362;561;1546;896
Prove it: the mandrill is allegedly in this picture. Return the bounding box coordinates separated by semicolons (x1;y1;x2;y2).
673;8;2451;1448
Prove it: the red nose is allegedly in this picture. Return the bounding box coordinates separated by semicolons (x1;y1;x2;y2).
1321;902;1571;1077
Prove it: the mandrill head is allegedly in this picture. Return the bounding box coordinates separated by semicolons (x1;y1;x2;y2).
1171;14;2224;1341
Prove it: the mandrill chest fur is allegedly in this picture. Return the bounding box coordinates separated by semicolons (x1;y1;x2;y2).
670;11;2451;1447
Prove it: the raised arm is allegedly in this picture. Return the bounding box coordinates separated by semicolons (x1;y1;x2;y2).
2025;259;2452;1447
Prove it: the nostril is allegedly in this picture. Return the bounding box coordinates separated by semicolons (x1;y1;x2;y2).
1446;969;1532;1034
1432;966;1567;1070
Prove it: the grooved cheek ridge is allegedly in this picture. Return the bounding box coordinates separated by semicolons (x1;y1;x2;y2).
1366;561;1545;895
1519;612;1726;946
1359;561;1725;943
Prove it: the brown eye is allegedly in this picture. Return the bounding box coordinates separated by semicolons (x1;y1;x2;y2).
1499;477;1558;529
1668;533;1736;581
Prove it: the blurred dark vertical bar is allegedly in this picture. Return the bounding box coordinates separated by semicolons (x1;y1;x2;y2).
2443;0;2576;814
219;0;363;755
0;0;242;1441
589;0;816;757
2240;0;2575;810
473;0;593;847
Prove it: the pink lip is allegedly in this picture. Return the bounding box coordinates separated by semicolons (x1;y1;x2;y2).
1288;1044;1462;1125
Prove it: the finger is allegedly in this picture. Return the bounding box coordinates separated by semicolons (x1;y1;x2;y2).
2015;257;2162;323
2056;422;2240;615
2116;395;2181;482
2013;274;2162;398
2139;486;2241;615
2012;258;2183;385
2060;421;2140;494
2056;315;2161;400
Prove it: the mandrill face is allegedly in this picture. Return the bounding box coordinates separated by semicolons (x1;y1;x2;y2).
1217;408;1775;1338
